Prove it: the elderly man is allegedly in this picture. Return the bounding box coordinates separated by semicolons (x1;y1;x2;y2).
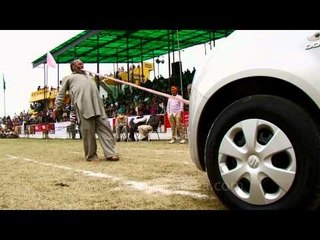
55;58;119;161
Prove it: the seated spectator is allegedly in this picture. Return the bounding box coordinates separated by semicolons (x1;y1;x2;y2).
115;108;128;142
128;109;148;141
138;113;160;141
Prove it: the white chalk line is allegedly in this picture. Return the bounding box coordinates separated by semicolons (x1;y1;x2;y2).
5;154;211;200
122;147;188;154
70;151;82;154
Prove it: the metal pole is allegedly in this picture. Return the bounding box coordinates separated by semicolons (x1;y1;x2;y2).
167;30;171;88
152;51;156;80
57;62;60;91
3;74;6;116
43;63;46;114
43;64;49;138
3;91;5;116
96;34;100;91
176;30;184;99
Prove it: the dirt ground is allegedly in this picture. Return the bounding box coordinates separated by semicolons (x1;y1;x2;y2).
0;138;226;210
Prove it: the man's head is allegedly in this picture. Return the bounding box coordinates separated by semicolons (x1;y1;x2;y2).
70;59;84;73
171;86;178;96
117;107;126;115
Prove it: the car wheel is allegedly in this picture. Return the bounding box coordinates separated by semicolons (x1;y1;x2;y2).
205;95;320;209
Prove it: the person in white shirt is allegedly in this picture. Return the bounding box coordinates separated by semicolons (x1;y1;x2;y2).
166;85;186;144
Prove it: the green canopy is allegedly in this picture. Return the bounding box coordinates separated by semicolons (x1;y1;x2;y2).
32;30;233;68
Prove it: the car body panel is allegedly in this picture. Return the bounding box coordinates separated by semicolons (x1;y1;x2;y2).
189;30;320;170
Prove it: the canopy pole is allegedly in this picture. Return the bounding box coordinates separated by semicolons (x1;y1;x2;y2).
167;30;171;88
152;51;156;80
176;30;184;100
43;63;46;112
57;62;60;91
140;38;144;83
96;34;100;91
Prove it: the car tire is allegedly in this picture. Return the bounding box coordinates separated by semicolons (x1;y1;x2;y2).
205;95;320;210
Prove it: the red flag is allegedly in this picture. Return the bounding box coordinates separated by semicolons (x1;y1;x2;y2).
47;52;57;68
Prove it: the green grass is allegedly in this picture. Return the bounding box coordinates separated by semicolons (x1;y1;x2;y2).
0;138;226;210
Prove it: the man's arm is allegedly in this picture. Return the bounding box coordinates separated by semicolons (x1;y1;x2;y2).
166;98;171;115
55;76;69;110
133;115;148;124
53;76;69;121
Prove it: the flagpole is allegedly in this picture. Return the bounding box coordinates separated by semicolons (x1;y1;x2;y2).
3;74;6;116
3;87;6;117
42;64;49;138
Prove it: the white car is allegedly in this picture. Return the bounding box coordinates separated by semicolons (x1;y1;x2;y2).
189;30;320;210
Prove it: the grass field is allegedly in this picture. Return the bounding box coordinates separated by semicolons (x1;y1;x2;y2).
0;138;226;210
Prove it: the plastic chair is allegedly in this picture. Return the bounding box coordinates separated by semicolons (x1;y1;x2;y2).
147;128;160;141
147;121;161;141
